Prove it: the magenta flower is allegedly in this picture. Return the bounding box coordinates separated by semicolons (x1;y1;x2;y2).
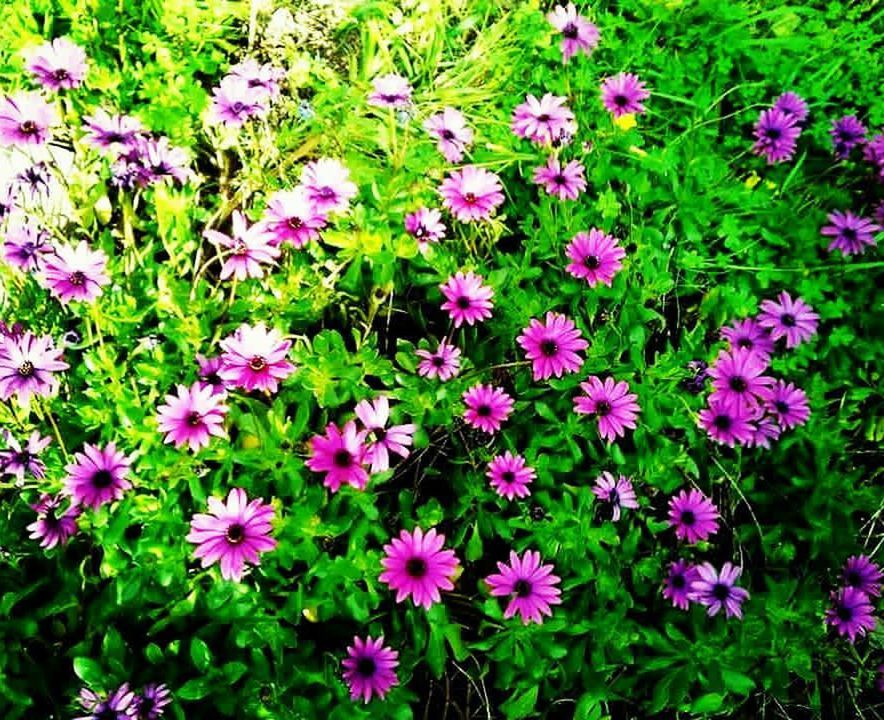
689;562;750;619
720;318;775;362
547;3;600;63
260;187;327;248
821;210;880;256
517;312;587;381
41;241;110;304
772;92;808;125
379;527;460;610
186;487;277;582
573;376;640;443
438;165;505;222
843;555;882;597
762;380;809;430
229;59;284;100
156;382;229;452
825;587;876;643
300;158;358;214
532;156;586;201
662;560;699;610
204;211;279;281
24;37;88;90
196;354;230;396
3;222;52;272
306;421;369;492
76;684;137;720
133;683;171;720
591;472;639;521
423;107;473;162
565;229;625;287
209;76;268;127
405;207;446;248
82;109;144;152
416;341;461;381
462;384;514;434
342;636;400;704
698;399;757;446
757;291;819;348
487;451;535;500
355;396;416;473
746;414;782;450
0;91;58;146
485;550;562;625
64;442;132;510
218;323;294;393
865;134;884;181
830;115;866;159
0;430;51;480
601;73;650;117
707;348;774;411
440;270;494;327
752;109;800;164
0;331;68;403
140;136;192;184
668;489;719;544
368;74;413;109
27;493;80;549
512;93;576;146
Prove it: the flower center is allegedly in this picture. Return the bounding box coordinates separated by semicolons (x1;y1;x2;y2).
537;114;550;122
766;128;781;140
95;708;117;720
836;605;853;622
614;95;628;107
248;356;267;371
226;523;245;544
774;401;789;414
563;23;579;39
608;488;620;504
318;187;335;199
671;574;686;589
554;174;566;185
140;697;156;713
370;427;387;443
356;657;377;677
53;68;70;81
431;355;445;367
463;192;477;204
187;411;203;427
333;450;352;468
287;216;303;230
729;376;748;393
842;227;857;241
680;510;696;526
456;296;471;309
540;339;558;357
846;571;861;587
737;338;753;349
91;470;114;489
595;400;611;416
17;360;35;377
20;120;38;135
584;254;600;269
712;583;730;601
780;313;796;327
713;414;731;430
406;557;427;578
231;102;245;114
501;470;515;484
513;579;532;598
441;129;455;140
476;404;492;417
69;271;86;286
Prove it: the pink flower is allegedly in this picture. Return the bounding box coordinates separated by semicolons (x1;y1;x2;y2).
423;107;473;162
698;399;757;447
354;396;416;473
260;187;328;248
438;165;505;222
757;291;819;349
27;494;80;549
565;229;625;287
307;421;370;492
601;73;650;117
367;74;412;109
379;527;460;609
517;312;587;381
300;158;358;214
0;331;68;403
667;489;719;544
487;451;535;500
416;341;461;381
547;3;600;63
24;37;88;90
204;211;279;281
41;241;110;304
591;472;639;521
532;156;586;200
512;94;576;146
0;91;58;147
485;550;562;625
156;382;228;452
405;207;446;249
462;384;514;434
186;487;277;582
440;270;494;327
573;376;640;443
218;323;294;394
3;222;52;272
342;636;400;704
63;442;133;510
707;348;774;413
209;76;268;127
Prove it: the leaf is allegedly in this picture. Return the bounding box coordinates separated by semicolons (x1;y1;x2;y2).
501;686;538;719
722;668;755;695
73;657;104;686
176;678;213;701
189;638;212;672
691;693;724;713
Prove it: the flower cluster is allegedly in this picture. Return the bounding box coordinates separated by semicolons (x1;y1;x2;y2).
825;555;880;643
751;91;807;164
76;682;171;720
209;58;284;127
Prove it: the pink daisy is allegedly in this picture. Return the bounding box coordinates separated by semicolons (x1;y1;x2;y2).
565;229;626;287
342;636;400;704
423;107;473;162
24;37;88;90
720;318;775;362
0;91;58;147
379;527;460;610
517;311;588;381
487;451;535;500
757;291;819;349
698;399;757;447
218;323;294;394
367;74;412;109
667;489;719;544
573;376;640;443
707;348;774;412
204;211;279;281
63;442;132;510
439;270;494;327
438;165;505;222
41;241;110;304
591;472;639;521
485;550;562;625
416;341;461;381
405;207;446;248
354;396;416;473
512;94;576;146
601;73;650;117
300;158;358;214
156;382;229;452
462;384;514;434
532;156;586;201
306;421;369;492
27;494;80;549
762;380;810;430
0;331;68;403
547;3;600;63
260;187;328;248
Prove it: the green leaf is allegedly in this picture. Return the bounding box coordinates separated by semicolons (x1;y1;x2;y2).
722;668;755;695
691;693;724;713
73;657;104;686
501;686;538;719
189;637;212;672
176;678;212;701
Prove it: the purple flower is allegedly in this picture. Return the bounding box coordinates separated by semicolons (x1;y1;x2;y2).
682;360;709;394
196;354;230;396
24;37;88;90
204;211;279;281
757;291;818;348
228;59;284;100
156;382;228;452
565;229;626;287
842;555;882;597
15;161;52;198
698;399;757;447
300;158;358;214
547;3;600;63
668;489;719;544
762;380;809;430
573;376;640;443
462;384;514;435
140;137;192;185
438;165;505;222
0;91;58;146
64;442;133;510
485;550;562;624
219;323;294;394
209;76;268;127
1;430;51;480
42;241;111;304
416;341;461;381
133;683;171;720
720;318;775;362
368;74;413;109
601;73;650;117
342;636;399;704
307;421;369;492
487;451;535;500
259;188;327;248
512;94;576;146
423;108;473;162
440;270;494;327
825;587;876;643
772;92;808;125
0;331;69;403
532;156;586;201
76;683;137;720
746;414;782;449
821;210;880;256
517;311;587;381
707;348;774;412
830;115;866;159
82;109;144;152
591;472;638;521
354;396;416;474
3;222;52;272
186;487;277;582
864;134;884;180
0;183;16;219
405;207;446;248
663;560;699;610
752;109;800;164
379;527;460;610
27;493;80;549
690;562;750;619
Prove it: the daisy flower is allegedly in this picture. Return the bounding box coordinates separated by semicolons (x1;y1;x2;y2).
0;430;51;480
438;165;505;222
354;396;416;473
512;93;576;146
842;555;881;597
547;3;600;63
300;158;358;214
698;399;757;447
707;348;774;412
405;207;446;249
423;107;473;162
821;210;880;256
830;115;866;159
0;91;58;147
24;37;88;90
591;472;639;521
306;421;369;492
487;451;535;500
573;376;640;443
368;74;412;109
209;76;268;127
342;636;399;704
133;683;172;720
218;323;294;394
204;211;279;280
156;382;228;452
757;291;818;348
416;341;461;381
379;527;460;610
565;229;626;287
462;384;514;434
3;222;53;272
773;92;808;124
63;442;133;510
662;560;698;610
689;562;750;619
27;494;80;549
76;684;137;720
0;331;68;403
82;109;144;152
825;587;876;643
260;187;328;248
485;550;562;625
439;271;494;327
601;73;650;117
762;380;809;429
752;109;800;164
720;318;775;362
532;156;586;201
517;312;587;381
41;241;110;304
667;489;719;544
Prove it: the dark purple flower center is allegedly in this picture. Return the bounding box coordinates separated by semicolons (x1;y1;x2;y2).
608;488;620;504
104;132;125;144
187;411;203;427
680;510;696;526
20;120;38;135
554;174;567;185
671;573;686;589
456;296;471;309
836;604;853;622
248;356;267;371
139;697;156;714
780;313;796;327
537;113;551;122
18;360;35;377
431;355;445;367
226;523;245;544
501;470;515;484
91;470;114;489
729;376;748;393
584;254;600;269
204;372;222;386
318;187;335;199
287;216;303;230
476;404;492;417
774;401;789;414
842;227;857;241
333;450;352;468
463;192;477;204
712;583;730;601
595;400;611;416
737;338;753;349
562;23;579;39
766;127;781;140
95;707;117;720
540;339;558;357
370;427;387;443
69;271;86;287
231;102;245;114
440;129;455;140
713;414;731;430
406;557;427;578
53;68;70;81
356;656;377;677
513;579;532;598
614;95;628;107
845;571;861;587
